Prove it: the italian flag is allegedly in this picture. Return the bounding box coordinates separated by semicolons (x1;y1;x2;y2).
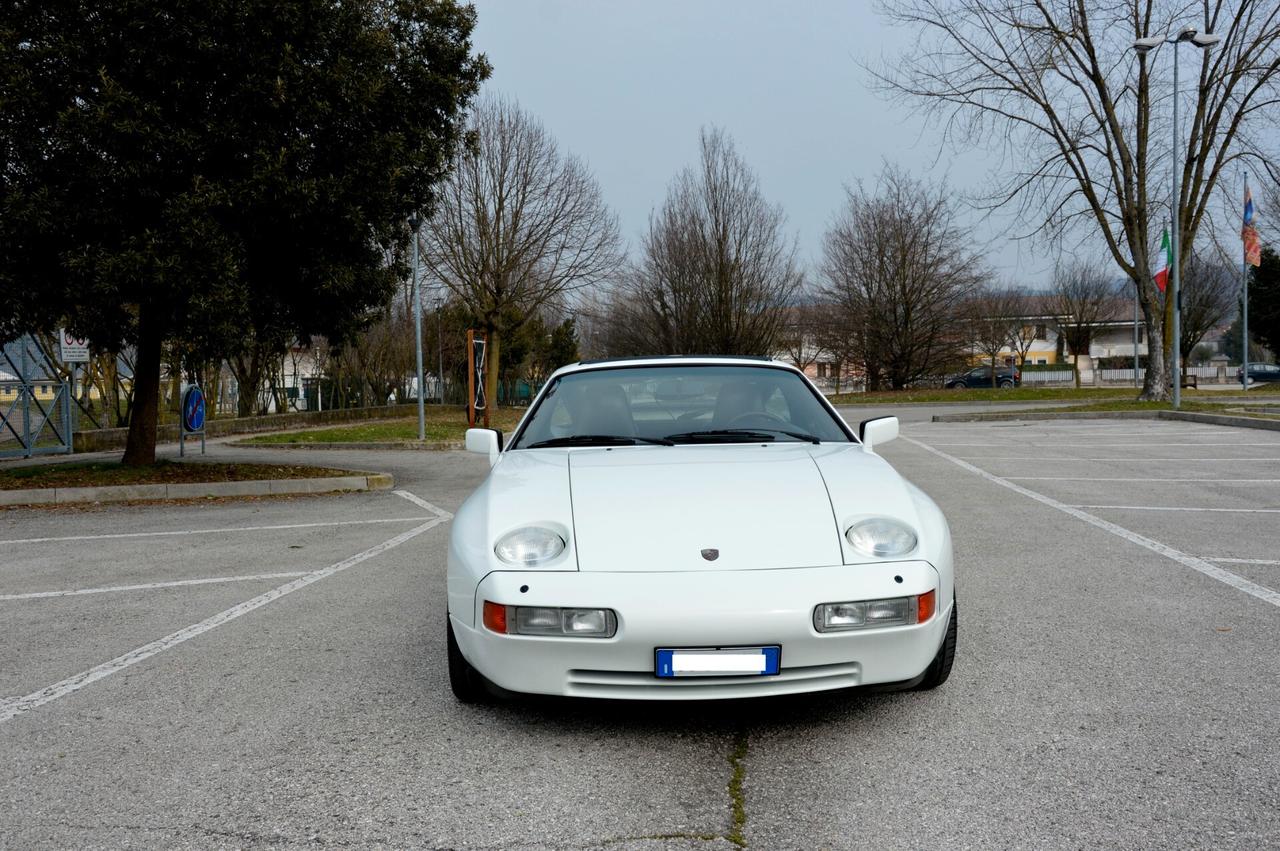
1153;228;1171;292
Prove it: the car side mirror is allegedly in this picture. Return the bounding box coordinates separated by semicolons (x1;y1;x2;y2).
465;428;502;466
859;416;899;453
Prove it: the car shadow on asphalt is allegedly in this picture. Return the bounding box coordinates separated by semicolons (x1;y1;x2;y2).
454;686;935;737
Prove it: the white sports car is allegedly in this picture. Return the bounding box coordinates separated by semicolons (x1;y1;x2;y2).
447;356;956;701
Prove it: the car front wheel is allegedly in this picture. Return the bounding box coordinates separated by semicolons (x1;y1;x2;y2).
915;601;957;690
447;618;490;703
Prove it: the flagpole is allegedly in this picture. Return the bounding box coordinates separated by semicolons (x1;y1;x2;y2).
1242;170;1250;392
1133;288;1139;389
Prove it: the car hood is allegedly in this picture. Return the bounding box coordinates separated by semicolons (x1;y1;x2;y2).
562;443;922;572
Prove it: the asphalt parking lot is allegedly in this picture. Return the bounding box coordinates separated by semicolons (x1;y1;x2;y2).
2;406;1279;849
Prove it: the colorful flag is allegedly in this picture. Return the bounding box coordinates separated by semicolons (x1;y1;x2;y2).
1154;228;1171;292
1243;185;1261;267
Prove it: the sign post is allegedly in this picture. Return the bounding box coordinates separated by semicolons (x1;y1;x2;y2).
180;385;207;457
58;330;90;437
466;329;488;428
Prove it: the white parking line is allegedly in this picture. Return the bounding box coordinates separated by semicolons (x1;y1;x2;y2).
0;516;431;547
0;572;310;601
0;492;451;725
1008;477;1280;483
393;489;454;518
1069;505;1280;513
901;436;1280;609
1204;557;1280;566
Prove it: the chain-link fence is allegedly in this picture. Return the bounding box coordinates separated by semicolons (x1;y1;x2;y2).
1;336;74;458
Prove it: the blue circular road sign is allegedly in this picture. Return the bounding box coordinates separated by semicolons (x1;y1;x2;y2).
182;386;206;432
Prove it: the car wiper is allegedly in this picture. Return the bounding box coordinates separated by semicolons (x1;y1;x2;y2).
665;428;820;445
525;434;675;448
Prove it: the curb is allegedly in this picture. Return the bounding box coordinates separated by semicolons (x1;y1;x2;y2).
231;440;463;451
931;409;1280;432
0;472;395;507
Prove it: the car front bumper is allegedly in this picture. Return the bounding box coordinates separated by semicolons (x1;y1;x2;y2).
451;560;949;700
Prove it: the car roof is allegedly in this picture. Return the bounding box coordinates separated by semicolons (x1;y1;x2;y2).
550;355;800;379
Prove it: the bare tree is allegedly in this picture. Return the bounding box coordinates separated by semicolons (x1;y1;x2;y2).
821;166;986;390
1052;260;1117;387
612;128;803;356
812;304;863;393
878;0;1280;401
1004;292;1052;370
967;285;1025;387
776;297;829;375
1180;251;1236;367
421;95;622;408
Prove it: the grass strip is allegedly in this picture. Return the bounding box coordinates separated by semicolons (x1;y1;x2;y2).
727;731;749;848
0;460;353;490
242;407;524;445
829;383;1280;405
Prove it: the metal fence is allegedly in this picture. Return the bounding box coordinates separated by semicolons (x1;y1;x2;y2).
1;336;74;458
1098;365;1229;383
1022;369;1076;384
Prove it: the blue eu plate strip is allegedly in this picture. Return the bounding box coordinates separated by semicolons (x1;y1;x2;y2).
654;646;782;678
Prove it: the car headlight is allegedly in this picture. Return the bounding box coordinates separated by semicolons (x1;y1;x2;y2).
483;601;617;638
844;518;918;558
494;526;566;565
814;591;935;632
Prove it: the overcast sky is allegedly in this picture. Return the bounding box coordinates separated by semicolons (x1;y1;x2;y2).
468;0;1051;288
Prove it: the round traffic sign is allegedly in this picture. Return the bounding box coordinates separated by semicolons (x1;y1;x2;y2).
182;386;206;432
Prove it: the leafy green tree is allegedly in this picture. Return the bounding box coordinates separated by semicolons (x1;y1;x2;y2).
546;318;579;371
0;0;488;463
1249;247;1280;360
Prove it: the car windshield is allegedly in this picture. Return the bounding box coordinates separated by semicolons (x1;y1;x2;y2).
509;364;852;449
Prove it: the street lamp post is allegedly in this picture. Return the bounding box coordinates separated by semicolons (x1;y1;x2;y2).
409;215;425;440
436;295;445;405
1134;26;1221;409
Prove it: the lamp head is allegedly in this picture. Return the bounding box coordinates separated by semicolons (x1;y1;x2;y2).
1133;35;1163;54
1174;26;1200;43
408;213;420;230
1190;31;1221;48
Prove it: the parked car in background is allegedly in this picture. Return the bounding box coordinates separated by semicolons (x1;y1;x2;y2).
944;365;1022;389
1237;363;1280;384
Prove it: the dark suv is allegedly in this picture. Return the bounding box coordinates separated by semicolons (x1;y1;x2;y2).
945;365;1022;389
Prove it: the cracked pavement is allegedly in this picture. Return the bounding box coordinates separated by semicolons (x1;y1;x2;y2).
3;401;1279;848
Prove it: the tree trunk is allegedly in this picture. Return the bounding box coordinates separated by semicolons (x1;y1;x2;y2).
1073;352;1081;388
122;315;162;467
167;366;182;417
1137;285;1169;401
484;327;501;418
232;350;264;417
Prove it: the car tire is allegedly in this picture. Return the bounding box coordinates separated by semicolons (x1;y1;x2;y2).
999;379;1014;389
447;617;490;704
915;600;957;690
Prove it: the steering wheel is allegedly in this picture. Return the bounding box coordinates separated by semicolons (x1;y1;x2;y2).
726;411;790;429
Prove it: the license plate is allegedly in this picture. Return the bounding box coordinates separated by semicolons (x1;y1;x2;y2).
655;646;781;678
